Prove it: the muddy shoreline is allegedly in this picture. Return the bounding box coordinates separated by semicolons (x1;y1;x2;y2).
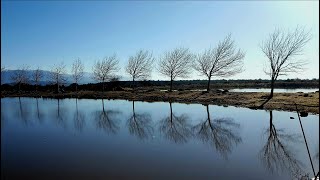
1;90;319;114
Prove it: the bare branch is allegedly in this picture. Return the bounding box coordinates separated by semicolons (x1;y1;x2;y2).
32;67;43;87
50;62;67;92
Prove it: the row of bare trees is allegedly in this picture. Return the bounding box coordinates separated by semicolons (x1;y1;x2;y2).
1;27;311;106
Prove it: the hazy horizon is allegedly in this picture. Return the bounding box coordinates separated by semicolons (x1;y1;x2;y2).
1;1;319;80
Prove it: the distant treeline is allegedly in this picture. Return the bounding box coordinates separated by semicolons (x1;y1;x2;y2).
1;79;318;92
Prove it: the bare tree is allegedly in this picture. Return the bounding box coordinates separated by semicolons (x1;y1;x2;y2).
126;50;154;91
158;47;194;92
259;26;311;108
32;67;43;92
92;55;120;92
72;58;84;92
50;62;67;93
11;65;30;91
194;35;245;92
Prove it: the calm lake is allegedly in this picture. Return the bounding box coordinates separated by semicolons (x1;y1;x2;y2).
1;97;319;180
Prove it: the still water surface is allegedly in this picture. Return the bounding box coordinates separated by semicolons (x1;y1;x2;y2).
1;98;319;180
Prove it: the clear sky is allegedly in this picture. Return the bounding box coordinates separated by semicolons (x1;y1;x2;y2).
1;1;319;80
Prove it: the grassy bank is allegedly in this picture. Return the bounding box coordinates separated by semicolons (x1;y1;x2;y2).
2;90;319;114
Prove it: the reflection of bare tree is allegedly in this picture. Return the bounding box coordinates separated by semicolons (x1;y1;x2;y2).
260;111;304;178
73;99;85;132
55;99;67;128
159;102;192;144
18;97;30;125
193;105;241;159
35;98;44;123
127;101;153;140
93;99;121;134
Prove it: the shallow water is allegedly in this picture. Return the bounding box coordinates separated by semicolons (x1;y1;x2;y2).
1;97;319;180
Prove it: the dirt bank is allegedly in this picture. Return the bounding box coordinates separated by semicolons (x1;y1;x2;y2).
2;90;319;114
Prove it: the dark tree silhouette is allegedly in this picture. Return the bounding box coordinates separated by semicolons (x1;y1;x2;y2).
194;34;245;92
93;99;121;134
159;102;193;143
192;105;241;159
127;101;153;140
259;111;305;179
259;27;311;108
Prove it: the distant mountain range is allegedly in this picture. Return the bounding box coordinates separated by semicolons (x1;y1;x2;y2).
1;70;97;85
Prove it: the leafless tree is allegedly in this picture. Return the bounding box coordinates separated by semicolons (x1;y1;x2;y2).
126;50;154;91
259;26;311;108
158;47;194;92
92;55;120;92
194;35;245;92
192;105;242;159
11;65;30;91
50;63;67;93
32;67;43;92
72;58;84;92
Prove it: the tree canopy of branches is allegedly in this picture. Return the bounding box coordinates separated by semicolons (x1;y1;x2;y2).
259;26;311;108
72;58;84;92
126;50;154;91
158;47;194;91
50;62;67;93
32;67;43;92
11;65;30;91
194;35;245;92
92;55;120;92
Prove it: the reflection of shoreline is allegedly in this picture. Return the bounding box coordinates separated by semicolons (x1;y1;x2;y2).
193;105;241;159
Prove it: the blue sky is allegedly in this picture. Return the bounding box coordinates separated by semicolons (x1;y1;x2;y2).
1;1;319;80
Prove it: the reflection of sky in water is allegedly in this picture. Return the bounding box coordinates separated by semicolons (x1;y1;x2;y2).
1;98;319;180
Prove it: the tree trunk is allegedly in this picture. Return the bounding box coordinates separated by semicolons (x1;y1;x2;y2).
207;76;211;92
18;82;21;92
75;83;78;92
170;77;173;92
133;77;135;92
269;78;275;99
102;82;105;92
